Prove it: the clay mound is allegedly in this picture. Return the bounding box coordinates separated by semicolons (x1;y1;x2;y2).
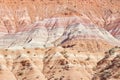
92;46;120;80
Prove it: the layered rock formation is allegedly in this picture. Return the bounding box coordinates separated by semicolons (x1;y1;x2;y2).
0;0;119;38
0;0;119;48
0;17;119;50
0;0;119;80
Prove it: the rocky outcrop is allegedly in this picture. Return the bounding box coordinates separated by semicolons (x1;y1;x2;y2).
92;46;120;80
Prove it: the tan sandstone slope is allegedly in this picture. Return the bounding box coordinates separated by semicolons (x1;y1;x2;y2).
0;46;108;80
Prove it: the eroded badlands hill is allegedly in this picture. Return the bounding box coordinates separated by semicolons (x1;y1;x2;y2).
0;0;119;80
0;17;119;49
0;0;119;39
0;0;119;48
0;46;106;80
